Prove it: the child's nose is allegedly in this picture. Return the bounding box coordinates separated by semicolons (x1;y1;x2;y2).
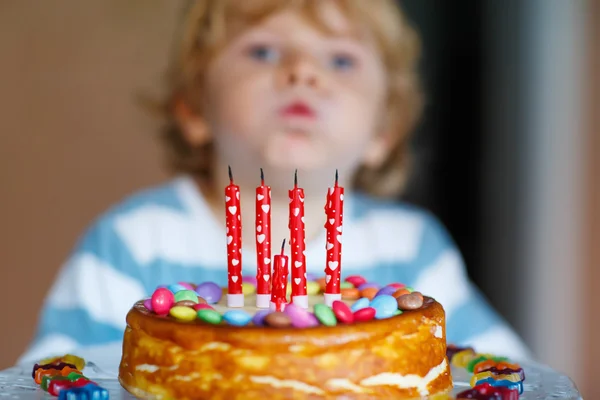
280;55;321;90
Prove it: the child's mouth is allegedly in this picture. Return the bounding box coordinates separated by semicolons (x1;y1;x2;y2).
280;101;316;119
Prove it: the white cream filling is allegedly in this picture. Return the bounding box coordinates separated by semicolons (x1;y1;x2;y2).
359;358;448;396
249;376;325;395
434;326;443;338
135;364;160;373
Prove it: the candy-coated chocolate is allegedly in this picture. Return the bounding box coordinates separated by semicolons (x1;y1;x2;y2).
286;284;292;296
142;298;153;311
392;288;410;299
452;349;477;368
151;288;175;315
332;300;354;323
196;309;223;324
264;311;292;328
316;277;327;292
313;304;337;326
405;286;415;292
357;282;380;291
370;294;398;319
341;287;360;300
242;275;258;286
340;281;354;289
178;282;196;290
242;282;256;295
345;275;367;288
175;300;197;308
39;354;85;371
359;287;379;300
374;285;397;297
195;282;222;304
393;309;403;316
168;283;188;294
193;303;214;311
169;306;197;321
353;307;376;322
396;292;424;310
306;281;320;295
251;309;271;326
456;382;519;400
58;383;108;400
284;304;319;328
473;359;499;374
306;272;318;282
387;282;406;289
174;290;199;304
32;362;76;379
48;377;94;396
350;297;370;312
223;310;252;326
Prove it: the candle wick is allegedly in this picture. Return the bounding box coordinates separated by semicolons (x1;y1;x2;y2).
281;239;286;254
294;169;298;188
335;169;339;187
260;167;264;186
228;165;233;184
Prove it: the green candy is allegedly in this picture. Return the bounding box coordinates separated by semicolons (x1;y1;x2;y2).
197;309;223;324
174;290;199;304
66;371;85;381
314;304;337;326
340;282;354;289
405;286;415;293
393;309;403;316
466;355;508;373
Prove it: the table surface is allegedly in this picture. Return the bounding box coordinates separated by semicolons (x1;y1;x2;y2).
0;343;583;399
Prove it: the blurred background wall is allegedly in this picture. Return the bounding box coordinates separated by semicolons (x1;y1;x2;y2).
0;0;596;396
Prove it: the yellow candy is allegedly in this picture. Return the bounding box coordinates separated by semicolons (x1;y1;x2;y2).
451;349;476;368
307;281;320;295
169;306;197;321
286;284;292;296
39;354;85;371
470;371;522;387
242;282;256;295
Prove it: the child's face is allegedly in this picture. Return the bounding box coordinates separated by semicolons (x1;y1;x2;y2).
200;3;389;182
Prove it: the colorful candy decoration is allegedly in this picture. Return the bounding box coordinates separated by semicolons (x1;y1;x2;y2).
470;371;524;394
31;354;108;398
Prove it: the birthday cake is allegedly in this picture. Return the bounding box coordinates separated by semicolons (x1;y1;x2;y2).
118;280;452;399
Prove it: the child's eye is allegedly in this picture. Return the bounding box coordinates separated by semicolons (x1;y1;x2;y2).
248;45;279;63
330;53;356;71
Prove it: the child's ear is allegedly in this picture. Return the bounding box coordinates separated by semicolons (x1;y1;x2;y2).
362;131;392;168
174;99;210;147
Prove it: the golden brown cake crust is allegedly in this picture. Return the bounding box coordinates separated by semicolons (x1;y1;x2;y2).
119;297;452;399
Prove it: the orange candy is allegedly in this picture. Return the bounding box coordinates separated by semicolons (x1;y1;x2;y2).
496;361;521;371
392;288;411;299
35;366;80;384
317;277;327;292
341;288;360;300
360;287;379;300
473;359;499;374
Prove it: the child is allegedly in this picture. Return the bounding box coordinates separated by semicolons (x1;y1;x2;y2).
20;0;530;362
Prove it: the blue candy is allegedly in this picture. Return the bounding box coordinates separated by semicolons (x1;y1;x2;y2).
58;383;109;400
350;297;370;312
167;283;188;294
223;310;252;326
369;295;398;319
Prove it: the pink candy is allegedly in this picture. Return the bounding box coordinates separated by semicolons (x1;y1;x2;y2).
151;288;175;315
284;304;319;328
332;300;354;323
345;275;367;288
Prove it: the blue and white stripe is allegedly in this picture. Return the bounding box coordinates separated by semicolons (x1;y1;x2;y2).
19;175;531;363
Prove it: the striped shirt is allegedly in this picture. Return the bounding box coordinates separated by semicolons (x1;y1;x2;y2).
19;175;531;363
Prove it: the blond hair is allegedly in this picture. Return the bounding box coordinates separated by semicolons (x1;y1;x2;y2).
159;0;423;197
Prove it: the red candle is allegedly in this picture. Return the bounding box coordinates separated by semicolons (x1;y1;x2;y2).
225;166;243;307
289;170;307;308
270;239;288;312
255;168;272;308
324;170;344;306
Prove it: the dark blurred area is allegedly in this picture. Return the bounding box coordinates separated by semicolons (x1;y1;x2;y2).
0;0;596;397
